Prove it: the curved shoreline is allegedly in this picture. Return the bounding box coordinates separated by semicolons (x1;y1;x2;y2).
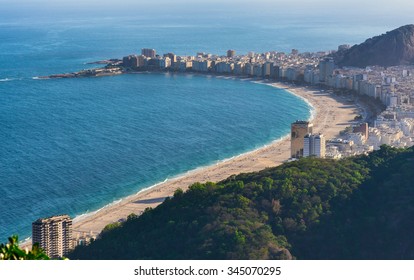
72;134;292;225
71;81;362;235
20;79;363;248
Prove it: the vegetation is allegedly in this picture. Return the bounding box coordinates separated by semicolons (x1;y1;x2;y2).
65;146;414;259
0;236;49;260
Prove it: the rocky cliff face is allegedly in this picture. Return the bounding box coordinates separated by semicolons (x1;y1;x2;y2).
335;24;414;67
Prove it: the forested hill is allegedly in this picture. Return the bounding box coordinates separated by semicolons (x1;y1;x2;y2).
69;146;414;260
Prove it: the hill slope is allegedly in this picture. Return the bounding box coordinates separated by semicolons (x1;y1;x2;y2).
336;24;414;67
69;146;414;260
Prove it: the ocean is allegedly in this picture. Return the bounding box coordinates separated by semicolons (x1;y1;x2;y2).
0;10;402;241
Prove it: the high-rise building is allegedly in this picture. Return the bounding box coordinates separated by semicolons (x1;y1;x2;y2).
32;215;73;259
159;57;171;69
291;121;313;158
304;133;326;158
227;49;236;58
164;52;177;63
303;134;312;157
122;55;145;68
263;62;272;78
141;48;156;58
318;58;335;83
313;134;326;158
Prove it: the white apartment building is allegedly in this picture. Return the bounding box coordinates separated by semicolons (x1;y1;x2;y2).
303;133;326;158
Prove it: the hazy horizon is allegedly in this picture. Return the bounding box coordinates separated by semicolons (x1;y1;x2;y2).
1;0;413;26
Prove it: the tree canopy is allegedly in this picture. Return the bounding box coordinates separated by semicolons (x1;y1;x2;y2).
0;236;49;260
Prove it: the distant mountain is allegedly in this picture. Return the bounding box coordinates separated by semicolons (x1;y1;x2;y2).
335;24;414;67
69;146;414;260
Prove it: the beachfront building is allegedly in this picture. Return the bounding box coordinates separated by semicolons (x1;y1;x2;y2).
164;52;177;63
262;62;272;78
141;48;156;58
178;60;192;72
303;133;326;158
192;59;212;72
291;121;314;158
319;58;335;83
253;63;263;77
245;63;254;76
159;57;171;69
122;55;145;69
32;215;73;258
233;62;245;75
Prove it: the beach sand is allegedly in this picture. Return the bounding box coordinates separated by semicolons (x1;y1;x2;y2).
22;82;364;247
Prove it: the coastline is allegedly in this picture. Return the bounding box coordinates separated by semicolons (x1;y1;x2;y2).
20;80;364;248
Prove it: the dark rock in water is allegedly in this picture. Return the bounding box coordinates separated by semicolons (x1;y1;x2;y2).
335;24;414;67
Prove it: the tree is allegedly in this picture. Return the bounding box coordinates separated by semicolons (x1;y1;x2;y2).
0;235;50;260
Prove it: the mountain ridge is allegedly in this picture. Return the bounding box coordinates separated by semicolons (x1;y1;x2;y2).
335;24;414;67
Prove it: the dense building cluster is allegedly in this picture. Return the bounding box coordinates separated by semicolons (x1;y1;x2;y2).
121;48;325;79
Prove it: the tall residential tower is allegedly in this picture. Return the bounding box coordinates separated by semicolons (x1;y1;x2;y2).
227;49;236;58
32;215;73;258
291;120;313;158
141;48;156;58
304;133;326;158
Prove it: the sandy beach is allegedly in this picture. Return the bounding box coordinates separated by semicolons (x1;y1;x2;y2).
21;81;364;247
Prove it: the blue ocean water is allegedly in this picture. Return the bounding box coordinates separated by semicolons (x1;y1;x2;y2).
0;12;395;241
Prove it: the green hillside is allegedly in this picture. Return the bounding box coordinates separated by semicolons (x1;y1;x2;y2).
69;145;414;260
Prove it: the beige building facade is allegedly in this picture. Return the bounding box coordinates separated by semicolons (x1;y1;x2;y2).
32;215;72;259
291;121;313;158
